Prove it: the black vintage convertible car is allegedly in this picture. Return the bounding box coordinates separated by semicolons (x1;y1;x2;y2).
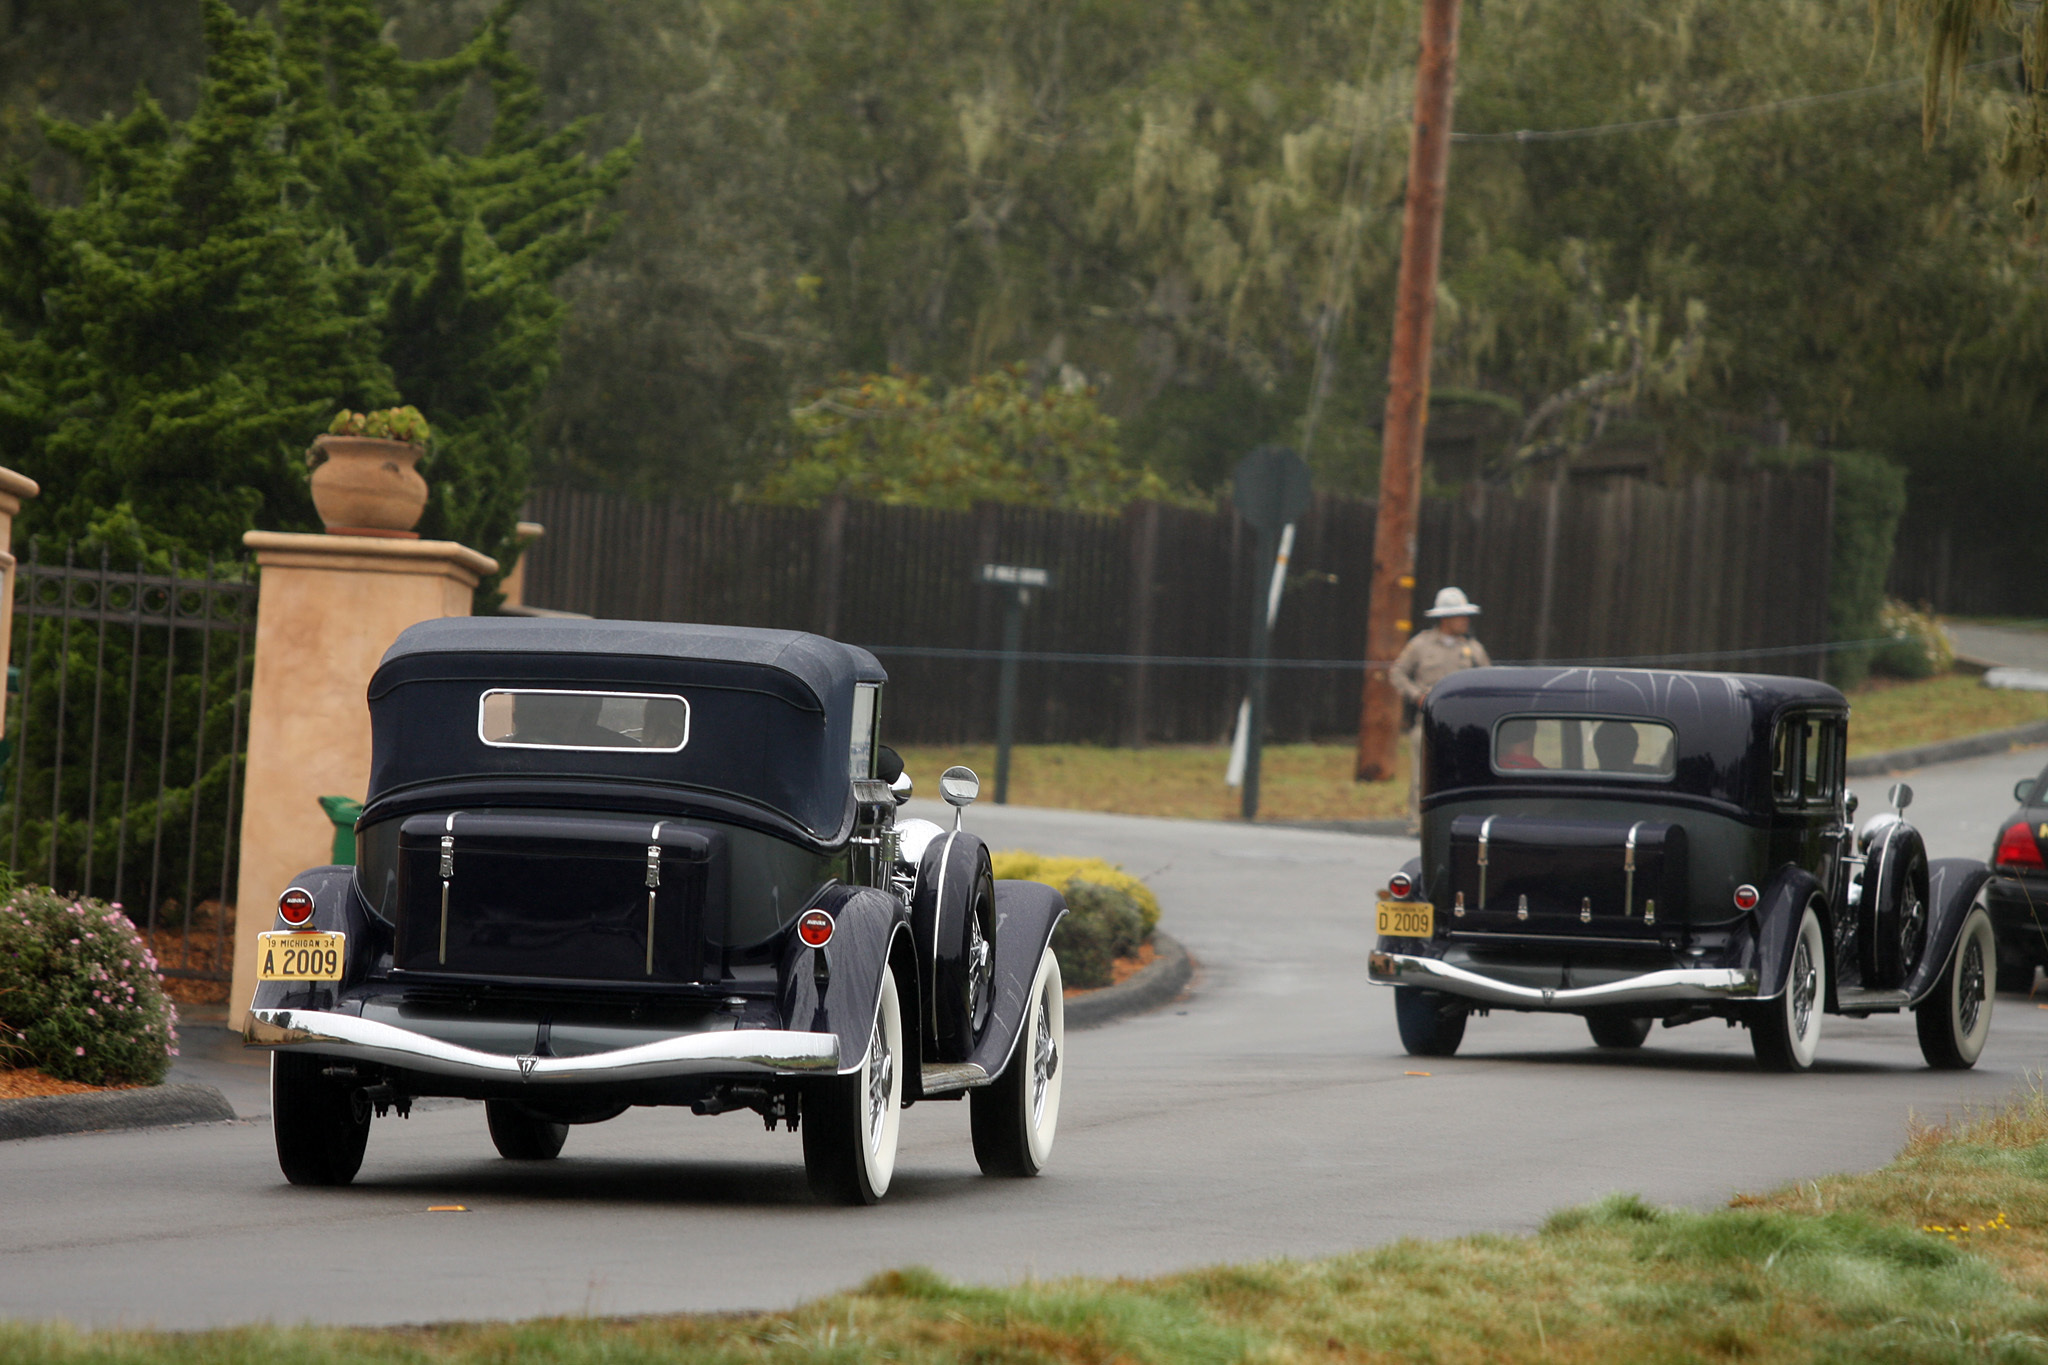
1985;760;2048;994
244;618;1066;1203
1369;667;1997;1072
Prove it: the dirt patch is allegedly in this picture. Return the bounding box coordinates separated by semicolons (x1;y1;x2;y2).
1065;940;1157;997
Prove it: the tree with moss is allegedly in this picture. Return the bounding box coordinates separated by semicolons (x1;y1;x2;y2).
759;367;1187;514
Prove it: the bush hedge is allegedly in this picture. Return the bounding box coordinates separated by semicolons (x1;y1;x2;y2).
993;851;1161;989
0;884;179;1086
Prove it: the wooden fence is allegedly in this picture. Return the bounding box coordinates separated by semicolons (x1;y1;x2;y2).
521;468;1834;746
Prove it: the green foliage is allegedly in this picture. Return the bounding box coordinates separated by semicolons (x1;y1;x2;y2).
327;405;430;444
0;0;631;596
1757;447;1909;688
758;367;1189;513
1048;878;1153;989
0;884;179;1086
1873;599;1958;679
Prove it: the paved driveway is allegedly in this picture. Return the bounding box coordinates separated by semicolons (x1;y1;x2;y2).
3;774;2044;1330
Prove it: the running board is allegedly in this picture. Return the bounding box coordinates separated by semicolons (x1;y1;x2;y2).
919;1062;990;1094
1835;987;1912;1016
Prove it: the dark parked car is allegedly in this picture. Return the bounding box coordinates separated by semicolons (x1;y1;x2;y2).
244;618;1066;1203
1985;762;2048;994
1368;667;1997;1072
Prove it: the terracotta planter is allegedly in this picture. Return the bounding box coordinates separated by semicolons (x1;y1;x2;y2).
306;435;428;538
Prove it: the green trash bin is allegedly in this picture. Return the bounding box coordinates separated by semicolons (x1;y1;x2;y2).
318;795;364;865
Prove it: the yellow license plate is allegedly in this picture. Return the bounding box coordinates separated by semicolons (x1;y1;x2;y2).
1376;901;1434;938
257;931;346;981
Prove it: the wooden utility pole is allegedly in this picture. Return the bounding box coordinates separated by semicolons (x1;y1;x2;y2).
1356;0;1462;781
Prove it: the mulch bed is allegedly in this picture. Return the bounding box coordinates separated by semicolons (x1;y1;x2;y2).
0;1067;139;1100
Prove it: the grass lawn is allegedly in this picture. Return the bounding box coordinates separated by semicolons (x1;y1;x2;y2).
901;671;2048;825
14;1087;2048;1362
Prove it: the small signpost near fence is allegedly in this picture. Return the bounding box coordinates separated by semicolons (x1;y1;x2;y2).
979;563;1053;804
1230;446;1313;821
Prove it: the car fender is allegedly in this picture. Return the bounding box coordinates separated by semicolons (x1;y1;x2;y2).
1903;857;1994;1006
778;885;912;1074
1752;864;1826;1003
249;865;382;1014
961;879;1066;1083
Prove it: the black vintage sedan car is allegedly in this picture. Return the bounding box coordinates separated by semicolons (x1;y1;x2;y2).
244;618;1066;1203
1369;667;1997;1072
1986;761;2048;994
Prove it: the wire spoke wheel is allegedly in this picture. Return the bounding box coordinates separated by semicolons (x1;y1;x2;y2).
1919;904;1996;1070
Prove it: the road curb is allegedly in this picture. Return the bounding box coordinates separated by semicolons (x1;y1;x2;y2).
1846;719;2048;777
0;1082;237;1141
1065;931;1192;1029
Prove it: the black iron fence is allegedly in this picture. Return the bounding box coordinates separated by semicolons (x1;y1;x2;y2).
4;543;254;982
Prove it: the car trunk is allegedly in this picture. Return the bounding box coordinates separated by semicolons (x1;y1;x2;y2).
391;812;728;984
1446;813;1687;940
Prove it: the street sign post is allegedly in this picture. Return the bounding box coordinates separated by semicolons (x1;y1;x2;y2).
979;563;1054;803
1231;446;1313;821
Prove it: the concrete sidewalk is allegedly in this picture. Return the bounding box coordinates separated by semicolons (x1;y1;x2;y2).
1949;621;2048;671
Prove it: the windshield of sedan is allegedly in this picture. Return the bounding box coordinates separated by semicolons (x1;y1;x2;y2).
478;689;691;752
1493;716;1676;777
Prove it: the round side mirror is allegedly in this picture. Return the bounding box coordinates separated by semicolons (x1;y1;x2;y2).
2018;778;2038;806
1888;782;1914;813
940;766;980;808
1844;790;1859;819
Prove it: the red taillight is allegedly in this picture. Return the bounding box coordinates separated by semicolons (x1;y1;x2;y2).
277;887;315;927
1996;823;2047;871
797;908;835;948
1733;884;1760;912
1388;872;1414;899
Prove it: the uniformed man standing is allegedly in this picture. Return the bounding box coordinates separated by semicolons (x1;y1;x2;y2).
1390;586;1491;831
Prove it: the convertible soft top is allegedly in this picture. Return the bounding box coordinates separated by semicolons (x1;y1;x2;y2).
364;619;887;838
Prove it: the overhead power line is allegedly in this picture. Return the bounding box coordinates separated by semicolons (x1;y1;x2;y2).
1451;55;2019;144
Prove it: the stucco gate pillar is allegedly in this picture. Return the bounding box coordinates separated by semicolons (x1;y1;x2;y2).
0;467;41;738
230;533;498;1022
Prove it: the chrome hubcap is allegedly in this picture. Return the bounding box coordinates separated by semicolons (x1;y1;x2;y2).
1031;985;1059;1127
866;1023;893;1153
1791;935;1817;1039
1959;936;1986;1037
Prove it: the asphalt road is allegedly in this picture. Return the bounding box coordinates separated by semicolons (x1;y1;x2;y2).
4;748;2048;1331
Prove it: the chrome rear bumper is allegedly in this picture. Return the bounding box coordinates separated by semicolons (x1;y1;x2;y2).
243;1008;841;1083
1367;952;1759;1008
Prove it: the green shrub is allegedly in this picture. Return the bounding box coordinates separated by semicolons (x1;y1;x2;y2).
0;884;179;1085
992;851;1161;937
1049;879;1152;989
1871;598;1956;679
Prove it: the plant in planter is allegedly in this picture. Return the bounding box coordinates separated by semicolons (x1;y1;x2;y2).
307;406;433;537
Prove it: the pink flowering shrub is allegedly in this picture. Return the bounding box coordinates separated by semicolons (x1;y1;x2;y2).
0;885;178;1085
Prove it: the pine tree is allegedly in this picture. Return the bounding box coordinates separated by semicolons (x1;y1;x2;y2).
0;0;632;592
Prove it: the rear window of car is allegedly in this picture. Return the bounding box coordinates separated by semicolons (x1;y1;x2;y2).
1493;716;1676;777
477;689;691;752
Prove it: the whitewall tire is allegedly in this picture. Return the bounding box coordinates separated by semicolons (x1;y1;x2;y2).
802;967;904;1204
972;947;1064;1176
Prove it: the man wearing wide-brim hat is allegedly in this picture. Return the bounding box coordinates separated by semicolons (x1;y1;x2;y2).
1390;587;1491;832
